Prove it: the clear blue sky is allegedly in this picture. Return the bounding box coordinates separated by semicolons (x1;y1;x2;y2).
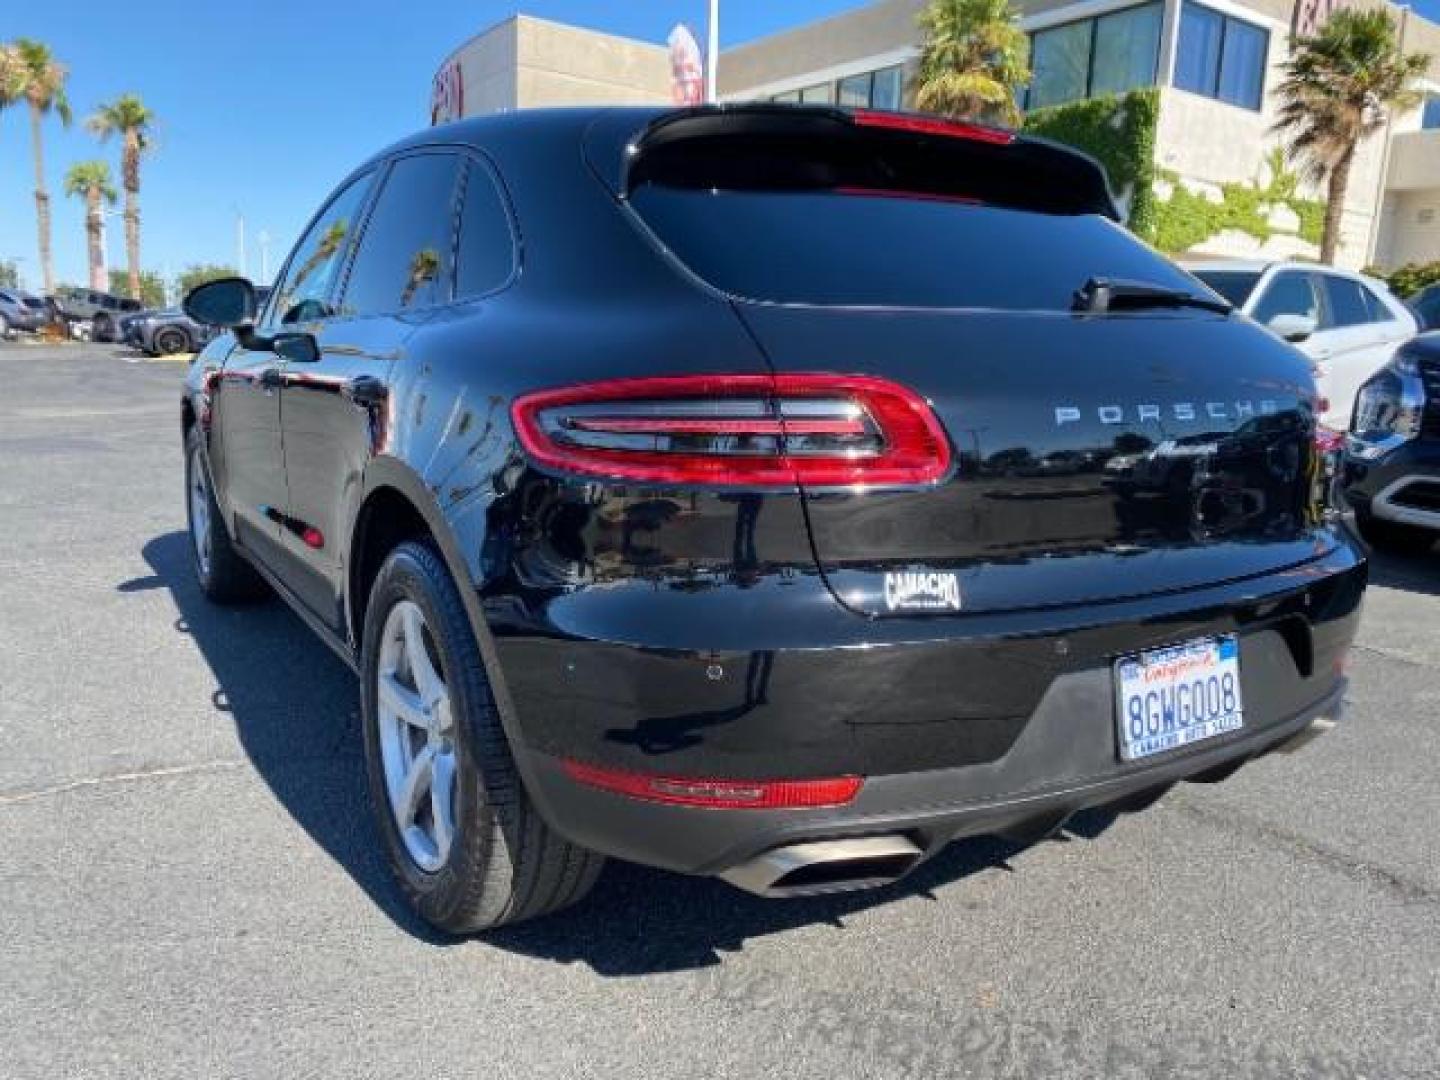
4;0;1440;293
0;0;870;293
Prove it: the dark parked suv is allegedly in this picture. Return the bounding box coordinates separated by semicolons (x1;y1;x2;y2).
181;106;1366;933
1340;334;1440;554
52;286;142;341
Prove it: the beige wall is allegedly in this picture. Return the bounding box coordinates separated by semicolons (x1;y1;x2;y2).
514;16;671;108
1388;129;1440;193
1378;188;1440;265
719;0;924;99
440;15;670;118
441;18;519;117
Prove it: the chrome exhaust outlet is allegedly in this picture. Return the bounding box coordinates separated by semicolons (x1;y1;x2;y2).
719;835;923;898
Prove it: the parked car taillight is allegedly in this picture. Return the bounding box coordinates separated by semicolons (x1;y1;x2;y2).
511;373;951;488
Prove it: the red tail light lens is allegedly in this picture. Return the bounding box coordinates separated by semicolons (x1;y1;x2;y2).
561;759;863;809
851;109;1016;145
511;373;951;488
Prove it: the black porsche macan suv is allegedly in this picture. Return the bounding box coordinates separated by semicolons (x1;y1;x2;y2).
181;106;1366;932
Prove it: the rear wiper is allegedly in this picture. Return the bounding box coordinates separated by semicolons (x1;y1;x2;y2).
1072;277;1231;315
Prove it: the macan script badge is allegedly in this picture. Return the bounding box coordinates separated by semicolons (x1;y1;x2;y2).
883;571;962;612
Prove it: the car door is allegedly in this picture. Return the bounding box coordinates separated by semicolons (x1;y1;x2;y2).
277;150;466;634
208;325;289;570
221;169;377;589
1315;273;1409;428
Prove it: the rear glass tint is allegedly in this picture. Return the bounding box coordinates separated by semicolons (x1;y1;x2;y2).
629;187;1199;311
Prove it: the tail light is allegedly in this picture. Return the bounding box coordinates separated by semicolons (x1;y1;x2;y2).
561;759;863;809
851;109;1015;145
511;373;951;488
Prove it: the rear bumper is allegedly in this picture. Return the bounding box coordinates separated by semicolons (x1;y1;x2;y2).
516;681;1345;882
493;534;1366;879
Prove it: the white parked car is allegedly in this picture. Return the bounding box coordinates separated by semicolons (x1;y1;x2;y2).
1182;259;1418;429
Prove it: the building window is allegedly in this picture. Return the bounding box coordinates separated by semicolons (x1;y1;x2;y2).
771;65;905;109
838;72;872;107
872;65;904;109
1174;2;1268;111
1027;3;1162;111
1423;94;1440;130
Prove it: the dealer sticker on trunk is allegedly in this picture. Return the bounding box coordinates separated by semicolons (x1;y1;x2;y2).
1114;636;1243;761
883;571;962;612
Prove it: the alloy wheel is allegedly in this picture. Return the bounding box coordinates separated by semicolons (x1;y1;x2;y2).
376;599;458;872
188;446;212;577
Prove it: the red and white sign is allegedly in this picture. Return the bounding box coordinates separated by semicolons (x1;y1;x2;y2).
1293;0;1351;39
668;24;705;106
431;59;464;126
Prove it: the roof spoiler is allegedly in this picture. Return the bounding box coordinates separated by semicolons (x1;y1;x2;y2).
586;104;1121;222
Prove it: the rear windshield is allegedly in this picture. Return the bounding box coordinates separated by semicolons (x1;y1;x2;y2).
1191;270;1261;307
629;186;1201;311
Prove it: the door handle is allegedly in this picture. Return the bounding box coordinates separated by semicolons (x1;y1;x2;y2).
344;374;387;407
258;367;283;392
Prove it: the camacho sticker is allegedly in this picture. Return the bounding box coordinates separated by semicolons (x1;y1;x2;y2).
883;571;962;612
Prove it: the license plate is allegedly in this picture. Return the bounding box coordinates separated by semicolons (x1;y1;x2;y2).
1114;636;1243;761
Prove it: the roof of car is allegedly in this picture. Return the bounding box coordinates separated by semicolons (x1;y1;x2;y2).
1180;259;1274;274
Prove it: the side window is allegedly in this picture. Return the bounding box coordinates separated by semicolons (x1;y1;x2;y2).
1320;275;1373;329
1359;283;1396;324
1252;272;1319;327
270;172;374;326
340;152;463;317
456;159;515;298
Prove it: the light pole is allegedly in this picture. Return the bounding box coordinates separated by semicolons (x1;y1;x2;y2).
706;0;719;103
100;206;125;291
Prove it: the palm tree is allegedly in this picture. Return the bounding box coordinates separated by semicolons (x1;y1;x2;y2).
12;39;71;295
0;44;22;115
64;161;117;290
1273;9;1429;265
914;0;1030;126
88;94;154;301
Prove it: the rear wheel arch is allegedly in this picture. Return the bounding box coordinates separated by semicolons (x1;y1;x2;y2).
347;463;502;689
347;462;544;831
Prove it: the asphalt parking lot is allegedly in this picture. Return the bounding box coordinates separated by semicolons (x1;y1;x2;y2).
3;342;1439;1079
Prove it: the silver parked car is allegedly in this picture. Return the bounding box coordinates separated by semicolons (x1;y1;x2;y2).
1182;259;1418;429
0;287;50;337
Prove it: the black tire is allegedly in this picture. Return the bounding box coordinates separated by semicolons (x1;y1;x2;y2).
1355;511;1435;555
93;313;114;343
360;540;603;933
154;326;192;356
0;313;10;339
184;427;269;603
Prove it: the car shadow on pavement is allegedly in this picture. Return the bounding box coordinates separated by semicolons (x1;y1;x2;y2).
1367;549;1440;597
130;529;1123;970
130;530;453;945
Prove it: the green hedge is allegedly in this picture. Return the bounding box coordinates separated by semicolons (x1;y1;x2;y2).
1150;155;1324;256
1368;261;1440;298
1022;88;1160;241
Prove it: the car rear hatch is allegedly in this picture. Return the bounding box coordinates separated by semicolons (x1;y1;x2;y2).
590;107;1332;617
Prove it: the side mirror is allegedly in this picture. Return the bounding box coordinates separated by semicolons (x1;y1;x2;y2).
1268;312;1317;344
273;332;320;364
184;277;257;329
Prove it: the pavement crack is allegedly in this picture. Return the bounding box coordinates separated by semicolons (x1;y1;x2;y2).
0;759;248;806
1171;792;1440;907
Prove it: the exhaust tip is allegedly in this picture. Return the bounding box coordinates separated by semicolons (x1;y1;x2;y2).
720;835;923;898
